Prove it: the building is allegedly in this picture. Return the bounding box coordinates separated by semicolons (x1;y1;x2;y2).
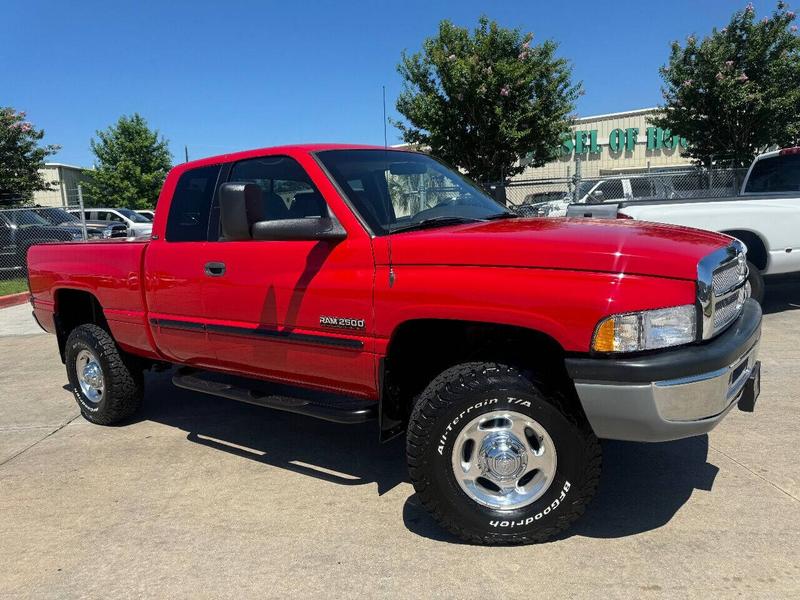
32;163;89;207
514;107;692;181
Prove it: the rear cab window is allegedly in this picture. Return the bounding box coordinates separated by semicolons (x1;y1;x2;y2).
165;165;222;241
745;154;800;193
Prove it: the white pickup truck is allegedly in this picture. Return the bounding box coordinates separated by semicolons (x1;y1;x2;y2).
567;148;800;302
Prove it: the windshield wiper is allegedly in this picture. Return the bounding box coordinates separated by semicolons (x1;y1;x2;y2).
390;216;485;233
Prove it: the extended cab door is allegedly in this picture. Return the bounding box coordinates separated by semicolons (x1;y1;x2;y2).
144;164;222;366
201;154;377;399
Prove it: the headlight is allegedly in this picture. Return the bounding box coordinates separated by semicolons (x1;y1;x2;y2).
102;229;112;238
592;305;696;353
70;231;82;240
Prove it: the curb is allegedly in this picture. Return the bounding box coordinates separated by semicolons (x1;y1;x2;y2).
0;292;30;309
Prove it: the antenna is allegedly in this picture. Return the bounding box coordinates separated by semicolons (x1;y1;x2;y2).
382;86;388;149
383;85;395;287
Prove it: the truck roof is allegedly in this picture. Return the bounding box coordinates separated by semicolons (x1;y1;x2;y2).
179;143;392;172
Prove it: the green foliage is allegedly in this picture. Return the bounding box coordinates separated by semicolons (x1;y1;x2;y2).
84;114;172;209
0;108;59;204
395;16;581;183
0;278;29;297
653;2;800;167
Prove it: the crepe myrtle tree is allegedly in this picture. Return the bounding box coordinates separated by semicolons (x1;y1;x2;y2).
0;108;59;205
395;17;581;184
652;2;800;168
84;113;172;209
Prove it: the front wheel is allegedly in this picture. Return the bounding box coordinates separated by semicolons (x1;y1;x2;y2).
65;324;143;425
407;362;601;545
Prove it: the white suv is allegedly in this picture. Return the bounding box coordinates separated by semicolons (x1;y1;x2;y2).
68;208;152;239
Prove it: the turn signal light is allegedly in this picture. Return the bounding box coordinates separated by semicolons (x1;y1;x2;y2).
592;318;617;352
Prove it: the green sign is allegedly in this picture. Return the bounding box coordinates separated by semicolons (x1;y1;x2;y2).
559;127;689;157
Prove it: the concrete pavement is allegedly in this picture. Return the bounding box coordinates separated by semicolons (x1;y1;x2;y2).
0;283;799;598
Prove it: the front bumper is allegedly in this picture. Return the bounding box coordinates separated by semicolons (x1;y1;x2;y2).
566;299;762;442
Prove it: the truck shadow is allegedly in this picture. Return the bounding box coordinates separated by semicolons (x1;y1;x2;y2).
403;436;719;543
140;371;719;542
762;275;800;315
139;370;408;496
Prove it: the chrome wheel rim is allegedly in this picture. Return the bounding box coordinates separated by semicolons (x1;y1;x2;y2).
451;409;557;510
75;349;104;404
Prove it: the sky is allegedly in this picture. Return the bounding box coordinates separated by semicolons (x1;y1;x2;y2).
2;0;781;166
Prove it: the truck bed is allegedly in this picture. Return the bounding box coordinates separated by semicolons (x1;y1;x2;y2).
615;191;797;209
27;239;159;359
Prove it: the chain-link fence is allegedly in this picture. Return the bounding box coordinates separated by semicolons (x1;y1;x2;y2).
0;186;130;290
491;161;750;218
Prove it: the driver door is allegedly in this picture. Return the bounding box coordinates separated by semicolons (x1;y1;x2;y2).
202;154;377;399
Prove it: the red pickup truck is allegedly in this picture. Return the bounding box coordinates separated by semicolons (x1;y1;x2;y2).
27;144;761;545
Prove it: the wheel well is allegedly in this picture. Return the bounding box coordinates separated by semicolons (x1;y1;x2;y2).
380;319;578;440
722;230;767;271
53;289;108;362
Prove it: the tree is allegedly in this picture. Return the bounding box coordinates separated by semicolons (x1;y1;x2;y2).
84;114;172;209
395;17;581;183
652;2;800;167
0;108;59;204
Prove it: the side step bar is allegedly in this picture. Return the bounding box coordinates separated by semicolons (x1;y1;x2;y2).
172;369;377;424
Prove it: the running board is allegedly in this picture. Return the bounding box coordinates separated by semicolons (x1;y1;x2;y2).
172;369;377;424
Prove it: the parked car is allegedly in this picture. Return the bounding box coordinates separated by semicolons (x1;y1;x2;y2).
67;207;152;238
0;209;75;274
525;175;684;217
514;191;570;217
28;144;761;545
570;148;800;302
35;207;128;239
135;209;155;221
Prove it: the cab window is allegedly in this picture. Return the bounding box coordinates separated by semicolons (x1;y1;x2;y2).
228;156;327;224
745;154;800;193
165;165;222;242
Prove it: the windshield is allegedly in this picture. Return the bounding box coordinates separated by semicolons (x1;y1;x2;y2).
315;149;510;234
116;208;151;223
38;208;78;225
8;210;51;227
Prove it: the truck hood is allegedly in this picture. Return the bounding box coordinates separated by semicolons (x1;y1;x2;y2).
387;217;730;280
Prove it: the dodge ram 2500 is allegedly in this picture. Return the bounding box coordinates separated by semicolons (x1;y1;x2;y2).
27;144;762;545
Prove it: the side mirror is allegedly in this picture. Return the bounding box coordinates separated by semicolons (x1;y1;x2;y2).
219;182;264;241
251;217;346;242
589;190;605;203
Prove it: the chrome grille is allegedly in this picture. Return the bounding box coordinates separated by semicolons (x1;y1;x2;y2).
697;241;749;339
713;289;746;329
712;260;745;295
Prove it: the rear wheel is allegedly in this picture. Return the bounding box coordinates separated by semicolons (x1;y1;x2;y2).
65;324;143;424
407;362;601;545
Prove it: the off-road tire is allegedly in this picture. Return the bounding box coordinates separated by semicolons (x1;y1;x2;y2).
407;362;601;545
65;324;143;425
747;261;765;304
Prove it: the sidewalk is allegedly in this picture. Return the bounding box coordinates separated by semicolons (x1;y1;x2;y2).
0;302;45;337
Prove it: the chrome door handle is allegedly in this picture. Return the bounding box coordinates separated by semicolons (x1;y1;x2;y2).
204;261;226;277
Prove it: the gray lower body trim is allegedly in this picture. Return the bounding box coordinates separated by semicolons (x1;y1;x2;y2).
573;341;760;442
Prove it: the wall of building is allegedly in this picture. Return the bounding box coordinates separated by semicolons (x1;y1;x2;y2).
515;107;692;181
32;164;88;207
